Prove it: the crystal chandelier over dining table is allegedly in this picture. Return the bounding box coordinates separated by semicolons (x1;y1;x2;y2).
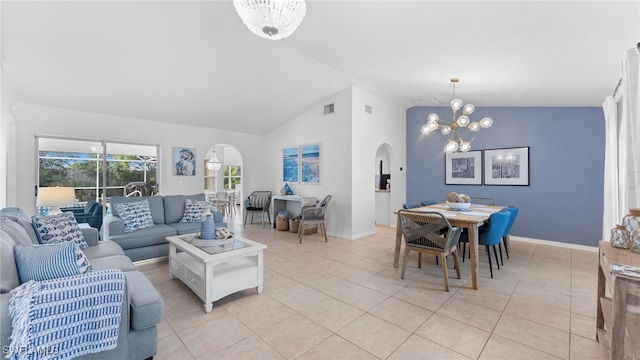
421;78;493;153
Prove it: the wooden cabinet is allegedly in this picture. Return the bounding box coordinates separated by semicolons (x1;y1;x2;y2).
597;241;640;359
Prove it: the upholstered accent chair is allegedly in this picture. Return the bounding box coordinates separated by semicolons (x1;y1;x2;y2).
243;191;272;227
61;199;104;229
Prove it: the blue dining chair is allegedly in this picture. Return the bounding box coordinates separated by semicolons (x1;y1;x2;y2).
420;200;437;206
403;203;421;209
479;210;511;279
501;207;519;260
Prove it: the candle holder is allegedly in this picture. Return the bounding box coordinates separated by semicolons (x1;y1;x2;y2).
611;225;631;249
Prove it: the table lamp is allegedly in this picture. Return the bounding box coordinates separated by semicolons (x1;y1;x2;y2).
36;187;76;215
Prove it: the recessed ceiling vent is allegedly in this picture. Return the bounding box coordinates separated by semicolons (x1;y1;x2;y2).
407;96;440;105
365;105;373;114
324;103;335;115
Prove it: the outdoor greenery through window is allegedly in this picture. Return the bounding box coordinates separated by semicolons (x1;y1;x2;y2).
37;137;158;204
224;165;241;190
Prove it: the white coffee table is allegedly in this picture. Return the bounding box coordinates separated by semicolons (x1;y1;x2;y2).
166;234;267;313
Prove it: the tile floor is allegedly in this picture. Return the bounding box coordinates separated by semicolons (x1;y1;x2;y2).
138;214;608;359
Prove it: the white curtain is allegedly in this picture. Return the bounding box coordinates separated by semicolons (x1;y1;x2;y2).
603;46;640;241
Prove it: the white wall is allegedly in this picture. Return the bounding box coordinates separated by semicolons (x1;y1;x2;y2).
265;86;406;239
7;87;406;239
8;103;266;213
351;87;406;236
265;87;353;238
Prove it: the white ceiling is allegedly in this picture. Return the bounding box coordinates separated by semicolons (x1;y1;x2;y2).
2;1;639;135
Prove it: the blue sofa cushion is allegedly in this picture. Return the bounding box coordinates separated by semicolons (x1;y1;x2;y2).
88;255;137;272
32;212;88;249
0;218;32;246
109;224;177;250
0;208;39;244
180;199;211;223
81;241;125;260
113;200;155;234
163;194;206;224
111;196;165;225
14;242;92;283
0;231;20;293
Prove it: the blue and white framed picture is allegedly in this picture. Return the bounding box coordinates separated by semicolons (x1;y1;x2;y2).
283;146;299;183
301;143;321;184
173;147;196;176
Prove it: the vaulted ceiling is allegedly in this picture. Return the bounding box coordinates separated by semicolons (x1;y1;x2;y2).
2;1;638;135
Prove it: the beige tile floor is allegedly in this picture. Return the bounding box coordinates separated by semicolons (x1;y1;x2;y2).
138;213;607;359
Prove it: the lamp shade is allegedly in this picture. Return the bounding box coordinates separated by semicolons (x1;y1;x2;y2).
36;187;76;214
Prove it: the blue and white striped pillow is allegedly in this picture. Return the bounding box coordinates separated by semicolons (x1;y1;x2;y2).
32;212;88;249
113;199;155;233
13;242;93;283
249;195;269;209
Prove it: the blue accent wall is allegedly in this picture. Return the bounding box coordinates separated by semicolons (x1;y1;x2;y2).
406;106;605;247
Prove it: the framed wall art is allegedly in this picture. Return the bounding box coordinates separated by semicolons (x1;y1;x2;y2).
283;146;299;183
483;146;530;186
445;150;482;185
300;143;321;184
173;147;196;176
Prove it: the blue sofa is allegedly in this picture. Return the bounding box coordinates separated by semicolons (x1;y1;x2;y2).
102;193;226;262
0;207;163;360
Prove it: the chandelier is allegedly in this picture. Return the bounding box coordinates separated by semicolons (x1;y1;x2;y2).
206;150;221;171
421;78;493;153
233;0;307;40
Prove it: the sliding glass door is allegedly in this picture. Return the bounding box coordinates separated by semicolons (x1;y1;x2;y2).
36;136;158;212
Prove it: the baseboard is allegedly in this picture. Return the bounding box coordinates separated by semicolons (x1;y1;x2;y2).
134;257;168;266
510;236;599;253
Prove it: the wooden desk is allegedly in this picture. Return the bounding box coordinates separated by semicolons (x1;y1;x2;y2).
597;241;640;359
394;203;505;290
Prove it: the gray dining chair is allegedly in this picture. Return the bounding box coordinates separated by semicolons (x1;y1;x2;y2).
397;209;462;291
469;196;496;206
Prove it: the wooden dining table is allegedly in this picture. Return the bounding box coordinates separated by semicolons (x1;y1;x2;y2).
393;202;505;290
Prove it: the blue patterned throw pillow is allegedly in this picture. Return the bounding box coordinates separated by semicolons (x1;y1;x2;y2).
32;212;88;249
13;242;93;283
113;199;155;233
180;199;211;223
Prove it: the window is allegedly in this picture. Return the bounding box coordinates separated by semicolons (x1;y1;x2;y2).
223;165;241;190
37;137;158;206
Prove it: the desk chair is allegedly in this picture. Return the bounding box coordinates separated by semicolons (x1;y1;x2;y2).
299;195;332;243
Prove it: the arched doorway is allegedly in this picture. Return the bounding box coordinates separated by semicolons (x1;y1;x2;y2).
204;144;244;219
374;143;393;226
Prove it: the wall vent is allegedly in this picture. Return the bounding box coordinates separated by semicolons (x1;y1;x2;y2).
365;105;373;114
407;96;440;105
324;103;335;115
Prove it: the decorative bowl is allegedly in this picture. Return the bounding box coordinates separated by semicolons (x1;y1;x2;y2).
446;201;471;210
